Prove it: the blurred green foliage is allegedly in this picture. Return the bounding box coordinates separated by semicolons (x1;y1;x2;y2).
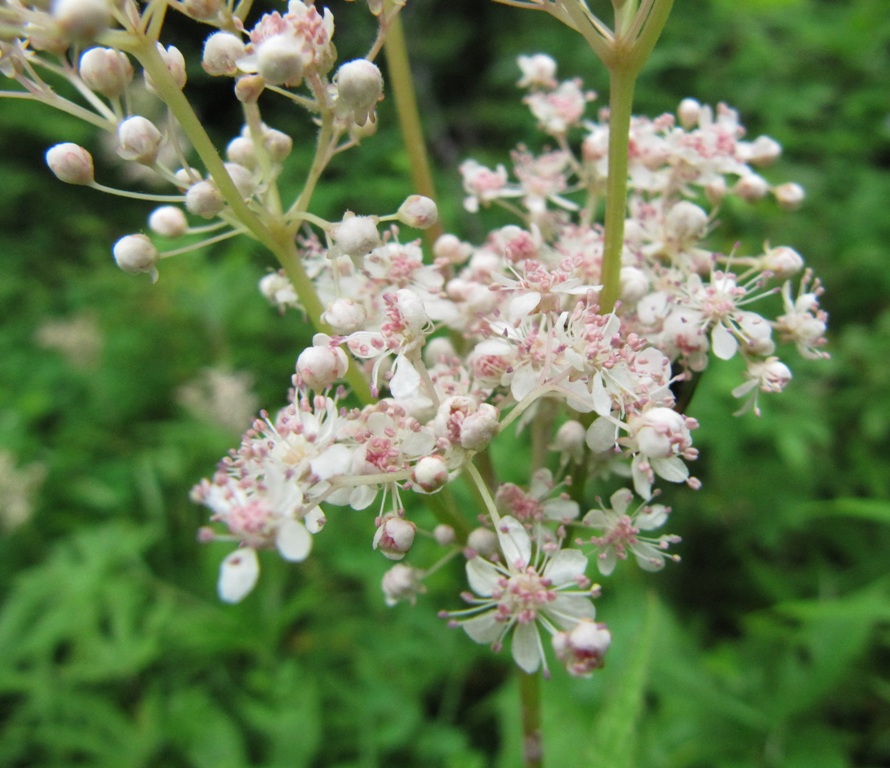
1;0;889;766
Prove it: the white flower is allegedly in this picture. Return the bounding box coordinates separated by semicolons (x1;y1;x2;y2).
446;516;598;674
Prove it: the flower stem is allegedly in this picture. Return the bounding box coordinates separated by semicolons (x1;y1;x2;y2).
519;669;543;768
598;61;636;314
382;5;444;246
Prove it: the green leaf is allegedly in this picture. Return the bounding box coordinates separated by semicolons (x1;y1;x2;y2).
585;591;658;768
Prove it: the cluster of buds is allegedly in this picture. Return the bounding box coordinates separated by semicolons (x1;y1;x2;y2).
2;0;828;678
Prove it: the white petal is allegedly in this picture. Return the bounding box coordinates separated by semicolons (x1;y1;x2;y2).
390;355;421;399
276;519;312;561
218;547;259;603
586;416;618;453
304;507;327;533
636;504;668;530
547;595;597;628
509;291;541;321
543;549;588;586
652;455;690;483
466;557;500;597
609;487;634;515
543;497;579;522
597;548;617;576
510;366;539;401
311;444;353;480
349;484;378;510
592;371;612;417
511;622;542;673
497;516;531;568
463;611;501;644
711;323;738;360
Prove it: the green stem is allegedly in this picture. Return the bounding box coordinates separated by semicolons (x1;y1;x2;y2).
598;61;636;314
519;669;543;768
382;7;444;246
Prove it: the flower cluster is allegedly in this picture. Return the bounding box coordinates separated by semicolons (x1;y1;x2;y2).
2;0;827;678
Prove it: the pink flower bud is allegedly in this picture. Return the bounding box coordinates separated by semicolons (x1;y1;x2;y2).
552;621;611;677
257;34;304;86
762;245;804;278
113;234;160;281
117;116;162;166
466;527;498;558
235;75;265;103
397;195;438;229
664;201;708;247
45;143;94;185
742;135;782;166
322;297;367;334
79;47;133;98
335;59;383;126
202;31;245;76
382;563;425;606
148;206;188;238
772;182;805;211
373;514;416;560
226;137;256;169
185;180;225;218
516;54;557;89
733;174;769;202
52;0;111;40
677;98;701;129
183;0;221;19
223;162;256;198
412;455;449;493
433;524;456;546
459;403;499;451
433;233;471;265
263;128;292;162
145;43;187;93
296;335;348;390
332;213;380;258
551;420;586;464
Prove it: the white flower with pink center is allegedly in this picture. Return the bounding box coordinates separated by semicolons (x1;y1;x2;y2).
446;516;599;675
580;488;680;575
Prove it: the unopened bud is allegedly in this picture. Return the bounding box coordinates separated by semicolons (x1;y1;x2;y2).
202;31;245;76
148;206;188;238
185;180;225;218
412;455;449;493
433;524;456;546
226;137;256;169
257;35;304;86
733;174;769;202
117;116;162;166
552;621;611;677
466;527;497;558
772;182;805;211
145;44;187;93
183;0;221;19
332;213;380;258
223;162;256;198
397;195;438;229
113;234;159;281
742;135;782;166
335;59;383;126
296;336;348;390
373;514;416;560
46;143;94;185
52;0;110;40
677;98;701;129
664;201;708;246
551;419;586;464
235;75;265;103
459;403;499;451
433;233;471;265
79;47;133;98
762;245;804;278
263;127;293;162
322;297;367;334
382;563;425;606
